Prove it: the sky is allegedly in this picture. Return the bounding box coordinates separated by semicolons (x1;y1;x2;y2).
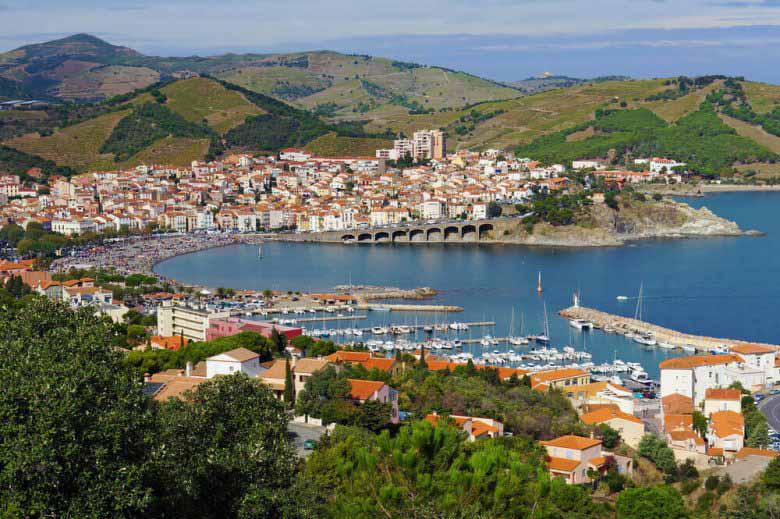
3;0;780;82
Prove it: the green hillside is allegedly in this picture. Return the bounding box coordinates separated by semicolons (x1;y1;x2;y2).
0;76;391;172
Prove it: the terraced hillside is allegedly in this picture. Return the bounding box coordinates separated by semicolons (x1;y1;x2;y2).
1;77;391;171
158;78;263;134
5;109;130;171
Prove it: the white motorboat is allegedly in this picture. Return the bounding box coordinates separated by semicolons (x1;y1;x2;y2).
372;326;387;335
630;370;652;384
657;341;676;350
480;335;493;347
681;344;697;353
616;295;629;301
633;333;657;346
569;319;593;331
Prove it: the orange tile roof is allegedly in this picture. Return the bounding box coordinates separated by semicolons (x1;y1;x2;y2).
669;429;705;444
150;335;189;351
664;414;693;431
736;448;780;459
294;358;330;374
581;407;643;425
730;343;777;355
705;388;742;401
661;393;694;415
588;456;608;468
707;447;724;457
541;435;601;450
531;368;589;383
546;456;580;472
471;422;500;438
710;410;744;438
659;354;743;370
325;351;372;362
362;358;397;372
347;379;385;400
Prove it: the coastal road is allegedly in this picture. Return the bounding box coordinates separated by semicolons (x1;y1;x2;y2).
759;394;780;432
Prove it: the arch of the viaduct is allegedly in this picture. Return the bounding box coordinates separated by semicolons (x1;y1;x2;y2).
339;221;498;243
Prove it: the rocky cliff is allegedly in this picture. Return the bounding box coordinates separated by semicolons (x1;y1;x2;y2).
491;200;756;247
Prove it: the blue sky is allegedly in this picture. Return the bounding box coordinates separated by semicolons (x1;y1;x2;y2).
3;0;780;82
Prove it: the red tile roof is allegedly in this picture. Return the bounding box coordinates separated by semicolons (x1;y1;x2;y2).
347;379;385;400
659;354;743;370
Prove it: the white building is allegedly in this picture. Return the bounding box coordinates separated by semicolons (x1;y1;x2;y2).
157;302;230;342
660;353;770;406
205;348;261;378
650;157;686;175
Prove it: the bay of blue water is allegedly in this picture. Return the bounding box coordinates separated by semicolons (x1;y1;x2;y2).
155;192;780;378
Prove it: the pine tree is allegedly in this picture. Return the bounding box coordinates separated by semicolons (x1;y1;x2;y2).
283;356;294;406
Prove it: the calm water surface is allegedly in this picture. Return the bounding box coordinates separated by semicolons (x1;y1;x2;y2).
155;192;780;377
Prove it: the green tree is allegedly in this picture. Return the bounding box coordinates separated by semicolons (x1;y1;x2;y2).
0;299;153;516
598;423;620;448
284;356;295;405
692;410;708;438
764;456;780;489
148;374;298;518
616;485;688;519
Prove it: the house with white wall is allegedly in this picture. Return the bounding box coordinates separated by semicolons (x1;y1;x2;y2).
205;348;261;378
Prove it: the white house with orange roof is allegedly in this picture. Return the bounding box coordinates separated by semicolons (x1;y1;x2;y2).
347;379;399;424
704;388;742;416
659;353;759;406
729;343;777;373
541;435;632;485
580;405;645;448
707;410;744;457
424;412;504;441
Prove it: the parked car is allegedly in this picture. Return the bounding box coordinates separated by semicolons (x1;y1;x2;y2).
303;439;317;450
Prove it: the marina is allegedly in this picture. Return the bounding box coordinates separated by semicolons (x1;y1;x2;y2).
155;192;780;379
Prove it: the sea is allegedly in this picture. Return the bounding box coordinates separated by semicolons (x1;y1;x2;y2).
154;192;780;378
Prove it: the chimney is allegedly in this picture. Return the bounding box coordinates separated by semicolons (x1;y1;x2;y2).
144;372;151;383
185;361;193;377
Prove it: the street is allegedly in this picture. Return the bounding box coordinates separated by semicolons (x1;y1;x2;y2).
759;393;780;432
287;421;328;457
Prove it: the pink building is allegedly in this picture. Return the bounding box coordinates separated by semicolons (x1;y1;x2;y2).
206;317;302;342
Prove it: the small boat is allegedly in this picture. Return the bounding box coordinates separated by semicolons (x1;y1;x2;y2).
603;325;616;334
372;326;387;335
630;370;652;385
681;344;696;353
480;336;493;347
657;342;677;350
616;295;629;301
569;319;593;331
509;336;529;345
423;325;434;333
633;333;657;346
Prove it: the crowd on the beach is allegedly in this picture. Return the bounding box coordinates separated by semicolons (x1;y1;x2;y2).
52;233;262;277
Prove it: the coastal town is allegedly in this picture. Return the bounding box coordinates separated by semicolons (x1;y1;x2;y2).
0;129;689;237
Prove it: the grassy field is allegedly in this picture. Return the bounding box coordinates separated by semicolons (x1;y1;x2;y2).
718;113;780;153
160;77;263;134
4;109;130;171
303;132;392;157
735;162;780;178
644;82;720;122
743;81;780;114
120;136;211;167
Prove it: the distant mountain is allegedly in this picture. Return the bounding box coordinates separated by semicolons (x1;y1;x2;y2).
510;75;632;94
0;34;522;112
